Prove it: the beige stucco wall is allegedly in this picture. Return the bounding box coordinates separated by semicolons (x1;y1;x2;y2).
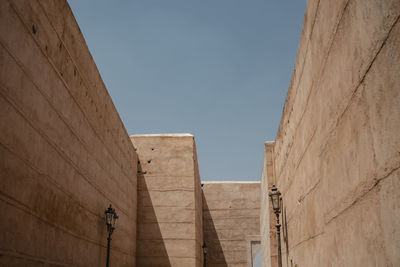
262;0;400;266
260;142;275;267
0;0;138;266
131;134;202;267
202;182;260;267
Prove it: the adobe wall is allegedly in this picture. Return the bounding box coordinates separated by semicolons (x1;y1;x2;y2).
0;0;138;266
260;142;275;267
202;182;260;267
131;134;203;267
263;0;400;266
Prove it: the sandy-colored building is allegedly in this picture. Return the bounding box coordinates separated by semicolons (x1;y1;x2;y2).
0;0;399;266
260;0;400;266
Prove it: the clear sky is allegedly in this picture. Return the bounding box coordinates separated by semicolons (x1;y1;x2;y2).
67;0;305;182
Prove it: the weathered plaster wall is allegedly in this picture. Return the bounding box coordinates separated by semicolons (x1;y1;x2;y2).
260;142;275;267
202;182;260;267
0;0;138;266
263;0;400;266
131;134;202;267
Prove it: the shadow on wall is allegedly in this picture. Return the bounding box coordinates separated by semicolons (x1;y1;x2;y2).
202;190;228;267
136;162;171;267
282;203;290;267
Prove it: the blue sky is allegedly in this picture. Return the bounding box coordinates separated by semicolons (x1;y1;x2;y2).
68;0;305;182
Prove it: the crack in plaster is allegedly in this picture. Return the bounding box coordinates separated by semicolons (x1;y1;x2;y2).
325;163;400;225
275;0;350;184
280;4;399;226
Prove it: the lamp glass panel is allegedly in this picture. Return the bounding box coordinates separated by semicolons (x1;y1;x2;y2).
276;195;281;210
112;214;118;228
271;194;279;210
106;212;111;225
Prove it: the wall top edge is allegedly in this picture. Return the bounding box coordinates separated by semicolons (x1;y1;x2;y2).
264;141;275;147
130;133;194;138
201;181;261;184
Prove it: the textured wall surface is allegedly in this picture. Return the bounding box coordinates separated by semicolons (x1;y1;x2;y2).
202;182;260;267
0;0;138;266
131;134;202;267
260;142;275;267
262;0;400;266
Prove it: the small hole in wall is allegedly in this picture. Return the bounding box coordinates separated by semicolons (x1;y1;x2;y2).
59;43;62;50
147;160;151;164
151;148;154;151
45;45;48;51
32;24;37;34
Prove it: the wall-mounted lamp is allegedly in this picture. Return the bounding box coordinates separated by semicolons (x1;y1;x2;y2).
269;185;282;267
202;242;207;267
105;204;118;267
